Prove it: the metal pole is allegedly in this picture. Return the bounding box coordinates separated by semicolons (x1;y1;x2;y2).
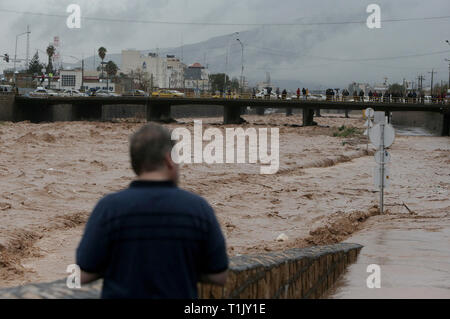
237;39;244;94
379;122;385;214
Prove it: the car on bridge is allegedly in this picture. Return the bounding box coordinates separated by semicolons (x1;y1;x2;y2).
123;89;149;97
152;89;184;98
94;90;120;97
61;89;88;97
28;87;59;97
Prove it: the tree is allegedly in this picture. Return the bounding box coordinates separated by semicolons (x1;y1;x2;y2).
46;45;55;74
209;73;230;93
231;77;240;92
28;51;44;74
105;61;118;78
388;83;405;95
98;47;107;78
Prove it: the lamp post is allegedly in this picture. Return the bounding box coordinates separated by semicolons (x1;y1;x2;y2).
223;32;239;96
13;30;30;87
236;38;244;94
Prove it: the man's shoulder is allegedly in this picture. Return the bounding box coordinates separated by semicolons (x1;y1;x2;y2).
97;185;213;217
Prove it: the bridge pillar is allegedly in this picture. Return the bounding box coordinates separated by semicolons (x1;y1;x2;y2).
72;103;102;121
224;105;245;124
256;107;265;115
147;102;174;123
286;107;293;116
302;108;315;126
442;112;450;136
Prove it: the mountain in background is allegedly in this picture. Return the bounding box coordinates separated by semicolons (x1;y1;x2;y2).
65;18;371;90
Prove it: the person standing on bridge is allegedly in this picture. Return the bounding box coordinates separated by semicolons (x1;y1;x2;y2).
76;123;229;298
302;88;306;100
359;89;364;102
297;88;301;100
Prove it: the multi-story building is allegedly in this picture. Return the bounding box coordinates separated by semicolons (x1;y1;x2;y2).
121;50;168;89
166;55;186;89
184;63;209;92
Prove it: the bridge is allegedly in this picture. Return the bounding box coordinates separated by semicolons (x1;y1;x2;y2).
1;94;449;135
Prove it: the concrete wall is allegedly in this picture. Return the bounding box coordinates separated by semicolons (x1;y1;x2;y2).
391;111;443;135
0;243;362;299
0;93;15;121
101;104;147;121
171;105;223;119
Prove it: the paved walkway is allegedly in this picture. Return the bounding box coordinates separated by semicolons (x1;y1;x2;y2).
326;212;450;298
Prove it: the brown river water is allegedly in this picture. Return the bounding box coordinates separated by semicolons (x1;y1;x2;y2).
0;113;448;297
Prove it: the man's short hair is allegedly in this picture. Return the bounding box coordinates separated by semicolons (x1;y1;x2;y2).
129;123;174;175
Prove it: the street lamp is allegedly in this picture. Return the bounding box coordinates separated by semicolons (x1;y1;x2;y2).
13;30;30;87
223;32;239;96
236;38;244;94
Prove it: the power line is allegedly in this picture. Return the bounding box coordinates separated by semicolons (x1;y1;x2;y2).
245;44;450;62
0;8;449;26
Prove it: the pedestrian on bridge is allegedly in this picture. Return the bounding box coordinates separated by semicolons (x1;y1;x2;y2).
297;88;301;100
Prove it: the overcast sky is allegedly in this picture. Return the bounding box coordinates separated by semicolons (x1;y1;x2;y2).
1;0;449;87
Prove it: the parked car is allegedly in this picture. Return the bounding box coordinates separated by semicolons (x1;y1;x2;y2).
168;90;185;98
95;90;120;97
61;89;88;97
123;89;149;97
29;87;50;97
0;85;13;93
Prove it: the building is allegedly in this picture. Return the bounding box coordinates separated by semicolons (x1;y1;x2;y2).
59;69;115;92
121;50;168;89
166;55;186;89
184;63;209;92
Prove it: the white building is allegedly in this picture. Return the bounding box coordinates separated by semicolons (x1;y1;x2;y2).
59;69;82;90
58;69;115;92
166;55;186;89
121;50;168;89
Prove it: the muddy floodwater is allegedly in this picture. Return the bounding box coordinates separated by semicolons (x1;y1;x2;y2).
0;113;448;296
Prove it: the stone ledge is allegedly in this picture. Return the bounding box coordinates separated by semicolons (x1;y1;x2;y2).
0;243;362;299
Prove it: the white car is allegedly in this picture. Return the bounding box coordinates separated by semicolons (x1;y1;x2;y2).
168;90;185;98
62;89;87;97
29;87;50;97
95;90;120;97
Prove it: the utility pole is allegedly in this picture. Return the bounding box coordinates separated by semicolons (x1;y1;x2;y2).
428;69;436;96
236;38;244;94
445;59;450;88
26;25;30;69
81;55;84;92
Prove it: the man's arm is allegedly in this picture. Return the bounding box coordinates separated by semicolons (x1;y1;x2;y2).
200;270;228;286
199;199;229;286
80;270;102;285
76;198;111;282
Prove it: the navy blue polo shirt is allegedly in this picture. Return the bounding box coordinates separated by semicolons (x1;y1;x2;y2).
76;180;228;299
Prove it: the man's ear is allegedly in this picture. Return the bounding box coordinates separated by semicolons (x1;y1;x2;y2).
164;152;175;170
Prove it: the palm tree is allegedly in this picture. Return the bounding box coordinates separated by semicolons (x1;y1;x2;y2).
46;45;55;89
46;45;55;74
98;47;107;78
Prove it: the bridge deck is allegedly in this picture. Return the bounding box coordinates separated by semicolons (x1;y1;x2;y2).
15;96;449;113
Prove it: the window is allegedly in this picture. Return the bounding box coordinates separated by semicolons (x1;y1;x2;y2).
62;75;76;87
